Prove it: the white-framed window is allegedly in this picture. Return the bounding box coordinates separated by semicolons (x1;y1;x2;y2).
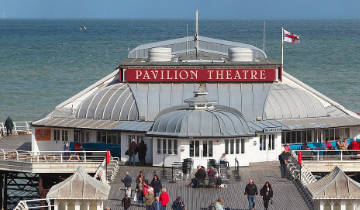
54;129;60;141
157;138;178;155
202;140;213;157
225;138;245;154
260;134;275;151
61;130;68;142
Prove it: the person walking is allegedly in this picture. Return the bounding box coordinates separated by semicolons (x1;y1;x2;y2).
138;140;147;165
145;188;155;210
278;149;290;178
122;171;132;188
128;138;138;166
122;194;131;210
159;188;169;210
244;178;258;210
260;181;273;210
136;177;145;204
151;175;162;197
152;196;162;210
4;116;14;136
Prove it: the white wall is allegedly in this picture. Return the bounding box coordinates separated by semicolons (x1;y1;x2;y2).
350;126;360;140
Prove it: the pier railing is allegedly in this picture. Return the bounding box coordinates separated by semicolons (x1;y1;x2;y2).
292;149;360;162
0;149;106;163
0;121;32;135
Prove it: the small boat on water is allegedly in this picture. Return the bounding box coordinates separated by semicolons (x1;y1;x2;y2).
80;25;87;31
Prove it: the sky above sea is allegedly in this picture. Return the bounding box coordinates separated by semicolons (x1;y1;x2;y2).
1;0;360;20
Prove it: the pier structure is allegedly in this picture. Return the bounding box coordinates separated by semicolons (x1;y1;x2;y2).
0;136;119;209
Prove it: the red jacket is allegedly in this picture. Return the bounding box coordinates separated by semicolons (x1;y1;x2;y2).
160;192;169;206
350;141;359;150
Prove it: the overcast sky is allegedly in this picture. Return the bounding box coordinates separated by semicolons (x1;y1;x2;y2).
1;0;359;19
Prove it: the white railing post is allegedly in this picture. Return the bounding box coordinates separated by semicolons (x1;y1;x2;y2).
60;153;63;163
340;150;343;161
2;149;5;160
84;152;87;163
317;151;320;161
16;151;19;161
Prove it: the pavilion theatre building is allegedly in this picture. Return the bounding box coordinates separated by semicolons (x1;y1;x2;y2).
32;36;360;168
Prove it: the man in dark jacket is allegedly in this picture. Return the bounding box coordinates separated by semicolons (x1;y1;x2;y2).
150;175;162;196
244;178;258;210
121;171;132;188
195;166;206;187
138;140;147;165
121;194;131;210
4;116;14;136
172;196;185;210
279;150;290;178
128;138;137;166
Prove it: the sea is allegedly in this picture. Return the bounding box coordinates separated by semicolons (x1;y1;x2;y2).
0;19;359;122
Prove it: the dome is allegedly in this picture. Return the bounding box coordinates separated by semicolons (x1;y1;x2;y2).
264;84;328;120
76;83;139;121
148;87;253;138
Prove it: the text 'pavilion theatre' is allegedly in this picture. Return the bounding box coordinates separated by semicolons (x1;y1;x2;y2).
32;35;360;168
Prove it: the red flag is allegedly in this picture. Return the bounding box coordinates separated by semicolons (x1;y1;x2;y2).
283;29;300;43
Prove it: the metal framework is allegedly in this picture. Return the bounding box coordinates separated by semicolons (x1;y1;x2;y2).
128;36;267;60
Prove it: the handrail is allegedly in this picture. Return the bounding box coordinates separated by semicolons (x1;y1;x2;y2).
14;198;52;210
0;121;32;135
292;149;360;162
0;149;107;164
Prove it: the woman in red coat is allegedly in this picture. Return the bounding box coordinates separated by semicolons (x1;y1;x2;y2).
349;139;360;154
159;188;169;210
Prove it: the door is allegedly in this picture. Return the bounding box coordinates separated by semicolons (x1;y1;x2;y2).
189;140;213;168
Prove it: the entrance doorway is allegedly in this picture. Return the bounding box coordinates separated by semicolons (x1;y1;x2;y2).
189;140;213;167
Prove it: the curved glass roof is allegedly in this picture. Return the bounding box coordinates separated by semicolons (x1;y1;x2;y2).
128;36;267;60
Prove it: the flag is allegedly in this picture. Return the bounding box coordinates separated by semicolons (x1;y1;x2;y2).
283;29;300;43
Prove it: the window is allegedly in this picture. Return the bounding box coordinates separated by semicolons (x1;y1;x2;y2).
61;130;68;141
230;139;234;154
107;131;119;144
168;139;172;154
195;141;199;157
208;141;213;157
190;141;194;157
241;139;245;154
202;140;213;157
236;139;240;154
157;139;161;154
203;141;208;157
173;140;178;154
163;139;167;154
225;139;229;154
54;130;60;141
260;135;266;151
267;134;275;150
97;131;107;143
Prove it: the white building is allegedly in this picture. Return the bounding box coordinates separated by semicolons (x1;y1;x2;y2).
31;35;360;168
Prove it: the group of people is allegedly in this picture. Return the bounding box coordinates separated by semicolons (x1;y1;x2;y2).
244;178;274;210
188;165;223;188
121;171;185;210
298;138;360;153
127;138;147;166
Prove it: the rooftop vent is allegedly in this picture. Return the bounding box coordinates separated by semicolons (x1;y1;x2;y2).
228;47;254;62
148;47;172;62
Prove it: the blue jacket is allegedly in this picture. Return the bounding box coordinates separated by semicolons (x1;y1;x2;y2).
152;200;161;210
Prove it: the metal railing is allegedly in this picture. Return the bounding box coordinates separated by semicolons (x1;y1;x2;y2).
0;149;107;163
0;121;32;136
292;149;360;162
13;199;52;210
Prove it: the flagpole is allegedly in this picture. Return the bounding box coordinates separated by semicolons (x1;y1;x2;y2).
281;27;284;71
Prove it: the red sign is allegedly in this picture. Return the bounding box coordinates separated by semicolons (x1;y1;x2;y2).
106;151;110;164
122;68;277;82
35;128;51;141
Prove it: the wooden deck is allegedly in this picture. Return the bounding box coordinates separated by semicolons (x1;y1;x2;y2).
105;163;311;210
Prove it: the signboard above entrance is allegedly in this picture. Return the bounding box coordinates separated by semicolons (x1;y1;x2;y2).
121;68;279;83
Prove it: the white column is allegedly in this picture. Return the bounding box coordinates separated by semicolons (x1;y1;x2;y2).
352;201;358;210
54;200;59;210
64;201;68;210
330;201;334;210
319;201;325;210
340;201;346;210
96;201;103;210
86;201;90;210
74;201;81;210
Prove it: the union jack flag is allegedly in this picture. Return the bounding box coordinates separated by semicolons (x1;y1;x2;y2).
283;29;300;43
